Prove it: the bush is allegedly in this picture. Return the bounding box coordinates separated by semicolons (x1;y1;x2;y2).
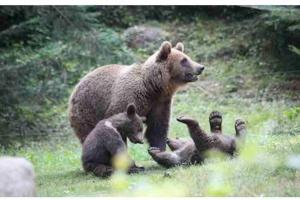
1;5;299;146
0;26;134;145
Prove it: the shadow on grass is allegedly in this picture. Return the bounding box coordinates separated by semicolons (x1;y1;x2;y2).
38;169;98;183
38;162;170;184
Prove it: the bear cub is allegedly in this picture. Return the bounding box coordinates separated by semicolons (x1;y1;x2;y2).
82;104;145;177
148;111;246;168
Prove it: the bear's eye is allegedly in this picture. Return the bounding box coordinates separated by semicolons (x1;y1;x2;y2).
180;58;188;67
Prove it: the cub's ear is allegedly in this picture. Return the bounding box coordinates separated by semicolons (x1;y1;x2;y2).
126;103;136;117
175;42;184;52
156;41;172;62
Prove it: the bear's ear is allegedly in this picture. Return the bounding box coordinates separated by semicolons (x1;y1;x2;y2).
156;41;172;62
126;103;136;117
175;42;184;52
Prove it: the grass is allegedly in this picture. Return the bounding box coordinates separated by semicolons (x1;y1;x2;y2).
1;15;300;196
1;89;299;196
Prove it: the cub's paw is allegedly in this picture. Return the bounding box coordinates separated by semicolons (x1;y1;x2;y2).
128;166;145;174
166;138;176;151
148;147;161;155
176;116;198;126
209;111;222;124
166;138;176;145
209;111;222;133
167;137;186;151
235;119;246;132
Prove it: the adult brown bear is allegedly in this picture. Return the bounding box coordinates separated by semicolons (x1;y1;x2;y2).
68;41;205;150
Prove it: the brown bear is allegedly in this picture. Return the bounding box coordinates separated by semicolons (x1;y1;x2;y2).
68;41;205;151
82;104;146;177
148;111;246;168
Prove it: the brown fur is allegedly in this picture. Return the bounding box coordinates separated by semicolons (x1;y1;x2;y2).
81;104;145;177
148;138;203;168
69;41;205;151
148;111;246;168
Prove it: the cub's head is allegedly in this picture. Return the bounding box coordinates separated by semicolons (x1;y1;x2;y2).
122;103;146;144
155;41;205;84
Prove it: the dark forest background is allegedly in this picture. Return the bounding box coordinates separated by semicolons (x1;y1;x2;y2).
0;6;299;146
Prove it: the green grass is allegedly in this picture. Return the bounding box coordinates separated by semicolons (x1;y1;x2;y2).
1;15;300;196
1;89;300;196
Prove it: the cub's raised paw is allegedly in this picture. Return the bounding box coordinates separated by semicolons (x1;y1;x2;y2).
209;111;222;121
235;119;246;133
209;111;222;133
176;116;198;126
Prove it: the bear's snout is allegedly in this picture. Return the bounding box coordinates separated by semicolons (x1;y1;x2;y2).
195;65;205;75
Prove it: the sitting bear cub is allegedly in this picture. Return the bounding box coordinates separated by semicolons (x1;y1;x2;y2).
82;104;146;177
148;111;246;168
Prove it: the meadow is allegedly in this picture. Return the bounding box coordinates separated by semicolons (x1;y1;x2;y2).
3;85;300;196
1;6;300;196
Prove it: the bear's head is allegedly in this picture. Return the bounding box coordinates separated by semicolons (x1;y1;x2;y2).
146;41;205;84
121;103;146;144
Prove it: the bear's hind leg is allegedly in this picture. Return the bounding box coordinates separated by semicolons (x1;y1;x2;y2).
83;162;114;177
148;147;181;168
209;111;222;134
93;164;114;177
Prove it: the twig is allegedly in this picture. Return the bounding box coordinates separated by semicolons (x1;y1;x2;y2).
51;6;76;28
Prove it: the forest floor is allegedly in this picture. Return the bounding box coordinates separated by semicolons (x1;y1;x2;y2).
2;15;300;196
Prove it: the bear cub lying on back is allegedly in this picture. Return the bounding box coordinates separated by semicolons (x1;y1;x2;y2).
148;111;247;168
82;104;145;177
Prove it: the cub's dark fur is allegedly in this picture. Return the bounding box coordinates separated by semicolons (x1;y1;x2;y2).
82;104;145;177
149;111;246;168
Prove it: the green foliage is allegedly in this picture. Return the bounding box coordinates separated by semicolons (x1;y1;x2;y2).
1;6;300;196
85;6;262;29
289;45;300;56
284;107;300;121
259;6;300;68
0;8;134;145
0;6;97;47
1;6;299;150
